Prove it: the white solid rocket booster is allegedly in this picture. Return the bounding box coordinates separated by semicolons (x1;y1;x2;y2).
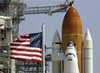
83;29;93;73
52;30;62;73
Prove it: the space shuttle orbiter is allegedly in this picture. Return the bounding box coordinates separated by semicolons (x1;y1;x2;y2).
51;40;80;73
64;41;80;73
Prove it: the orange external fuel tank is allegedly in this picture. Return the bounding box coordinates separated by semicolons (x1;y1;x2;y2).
62;6;82;73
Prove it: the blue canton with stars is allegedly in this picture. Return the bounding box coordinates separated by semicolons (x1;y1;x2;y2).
29;32;42;48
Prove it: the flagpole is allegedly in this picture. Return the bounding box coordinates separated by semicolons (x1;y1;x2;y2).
42;24;46;73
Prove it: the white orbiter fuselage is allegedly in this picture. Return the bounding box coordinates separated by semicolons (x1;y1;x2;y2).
64;42;80;73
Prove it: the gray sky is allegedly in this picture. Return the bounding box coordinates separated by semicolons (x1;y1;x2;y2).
20;0;100;73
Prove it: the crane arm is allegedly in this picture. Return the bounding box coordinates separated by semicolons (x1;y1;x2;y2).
24;5;67;15
24;0;74;15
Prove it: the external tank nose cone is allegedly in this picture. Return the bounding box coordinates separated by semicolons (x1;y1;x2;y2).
62;6;82;34
65;6;80;17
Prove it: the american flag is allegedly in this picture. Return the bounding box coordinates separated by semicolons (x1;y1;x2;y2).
10;32;42;62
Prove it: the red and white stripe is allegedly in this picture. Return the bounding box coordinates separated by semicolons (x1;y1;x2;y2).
10;35;42;62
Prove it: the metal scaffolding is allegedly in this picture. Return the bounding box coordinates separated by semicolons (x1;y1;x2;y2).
0;0;66;73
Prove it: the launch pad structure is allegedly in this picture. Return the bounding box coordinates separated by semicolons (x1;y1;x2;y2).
0;0;67;73
0;1;93;73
